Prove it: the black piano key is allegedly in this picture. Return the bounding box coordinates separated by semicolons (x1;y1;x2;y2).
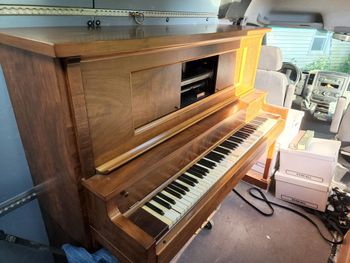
198;159;216;169
172;181;190;192
226;140;239;147
238;130;253;137
245;124;257;130
240;127;254;134
192;164;209;174
168;184;186;195
228;136;243;143
205;155;221;163
153;196;172;209
178;176;196;187
181;174;198;184
129;208;169;240
158;193;176;205
145;202;164;216
255;116;267;122
245;124;259;130
164;187;182;199
206;152;224;161
221;141;237;150
187;168;204;178
214;146;230;155
234;132;249;139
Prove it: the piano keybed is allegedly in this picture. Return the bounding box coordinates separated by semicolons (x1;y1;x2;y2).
129;115;278;238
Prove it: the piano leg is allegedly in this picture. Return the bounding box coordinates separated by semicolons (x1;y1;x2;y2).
243;142;277;189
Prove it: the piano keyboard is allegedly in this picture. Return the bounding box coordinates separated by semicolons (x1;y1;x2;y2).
134;116;277;229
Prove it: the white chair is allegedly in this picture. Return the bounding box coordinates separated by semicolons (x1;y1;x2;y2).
330;97;350;169
255;46;295;108
330;97;350;143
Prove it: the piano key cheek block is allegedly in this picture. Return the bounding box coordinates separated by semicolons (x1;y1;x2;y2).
0;25;288;262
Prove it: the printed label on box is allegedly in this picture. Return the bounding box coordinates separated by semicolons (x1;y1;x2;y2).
281;194;318;209
285;169;323;183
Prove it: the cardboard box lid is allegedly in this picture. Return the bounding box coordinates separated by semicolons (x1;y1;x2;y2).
275;171;329;192
280;138;341;162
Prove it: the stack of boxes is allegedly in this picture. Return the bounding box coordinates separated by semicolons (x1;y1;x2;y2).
275;138;341;212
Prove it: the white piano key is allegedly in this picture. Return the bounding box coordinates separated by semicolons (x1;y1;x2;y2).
161;190;192;208
175;180;204;196
139;116;278;231
149;200;181;222
142;206;173;226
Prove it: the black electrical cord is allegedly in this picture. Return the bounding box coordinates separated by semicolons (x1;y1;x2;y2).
232;187;344;245
0;229;66;257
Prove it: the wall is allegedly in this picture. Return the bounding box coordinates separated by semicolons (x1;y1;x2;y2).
266;27;350;72
0;0;220;260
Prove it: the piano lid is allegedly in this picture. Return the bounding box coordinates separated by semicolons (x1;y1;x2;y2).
0;25;269;58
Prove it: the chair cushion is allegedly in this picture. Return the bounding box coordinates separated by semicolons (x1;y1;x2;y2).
258;46;283;71
338;105;350;142
255;70;288;106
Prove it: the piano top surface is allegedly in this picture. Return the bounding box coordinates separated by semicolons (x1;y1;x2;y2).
0;25;269;58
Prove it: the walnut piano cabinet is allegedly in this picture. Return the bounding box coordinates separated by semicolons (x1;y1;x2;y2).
0;25;287;262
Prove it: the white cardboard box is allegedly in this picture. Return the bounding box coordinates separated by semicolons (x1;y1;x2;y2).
275;171;329;212
279;138;340;185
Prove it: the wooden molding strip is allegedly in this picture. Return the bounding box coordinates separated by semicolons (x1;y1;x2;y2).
0;5;217;18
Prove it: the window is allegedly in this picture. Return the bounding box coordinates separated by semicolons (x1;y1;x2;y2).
310;37;326;51
309;30;329;54
265;27;350;73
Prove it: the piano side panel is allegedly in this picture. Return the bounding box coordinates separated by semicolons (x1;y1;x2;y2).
235;35;265;96
0;45;91;247
85;193;157;263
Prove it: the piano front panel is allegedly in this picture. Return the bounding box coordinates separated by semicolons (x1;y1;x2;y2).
77;37;265;173
131;64;182;129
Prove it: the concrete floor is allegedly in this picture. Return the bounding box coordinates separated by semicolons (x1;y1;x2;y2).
1;181;333;263
177;182;332;263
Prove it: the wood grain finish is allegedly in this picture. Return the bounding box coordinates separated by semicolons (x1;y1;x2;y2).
80;38;243;171
0;25;283;263
65;61;96;178
0;25;270;58
131;64;181;128
235;35;265;96
82;91;286;262
0;44;90;246
215;52;236;91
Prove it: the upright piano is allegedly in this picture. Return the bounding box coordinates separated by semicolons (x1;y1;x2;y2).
0;25;288;262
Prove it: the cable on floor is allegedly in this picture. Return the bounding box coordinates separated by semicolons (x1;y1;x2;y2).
232;187;344;245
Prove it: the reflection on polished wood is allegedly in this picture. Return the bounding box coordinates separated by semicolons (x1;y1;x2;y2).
0;25;287;262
